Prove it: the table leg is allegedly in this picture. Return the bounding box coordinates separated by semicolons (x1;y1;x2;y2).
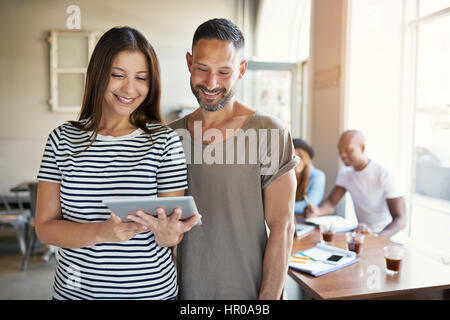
12;191;31;255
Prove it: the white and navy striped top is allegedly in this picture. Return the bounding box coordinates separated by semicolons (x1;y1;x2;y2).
37;121;188;300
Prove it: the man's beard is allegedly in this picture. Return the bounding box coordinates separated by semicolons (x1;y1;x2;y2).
190;80;234;112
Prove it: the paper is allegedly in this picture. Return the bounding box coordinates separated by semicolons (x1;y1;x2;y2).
289;244;359;277
296;223;315;238
315;243;356;257
305;215;357;233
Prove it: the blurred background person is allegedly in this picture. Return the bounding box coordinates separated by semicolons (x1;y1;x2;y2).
293;139;326;215
305;130;407;238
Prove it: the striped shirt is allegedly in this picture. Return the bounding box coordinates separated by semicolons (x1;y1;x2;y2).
37;121;188;300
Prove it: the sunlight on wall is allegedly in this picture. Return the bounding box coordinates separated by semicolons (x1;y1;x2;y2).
346;0;404;187
255;0;310;62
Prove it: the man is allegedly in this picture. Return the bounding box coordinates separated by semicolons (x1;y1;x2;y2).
170;18;298;299
305;130;407;238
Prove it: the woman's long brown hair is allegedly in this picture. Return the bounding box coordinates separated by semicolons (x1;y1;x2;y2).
70;26;163;152
295;148;311;202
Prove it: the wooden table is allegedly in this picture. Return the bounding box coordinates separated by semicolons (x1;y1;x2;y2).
288;220;450;299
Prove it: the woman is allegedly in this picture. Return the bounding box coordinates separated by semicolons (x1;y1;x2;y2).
35;27;200;300
293;139;326;215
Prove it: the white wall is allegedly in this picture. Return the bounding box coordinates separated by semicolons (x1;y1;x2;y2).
0;0;241;194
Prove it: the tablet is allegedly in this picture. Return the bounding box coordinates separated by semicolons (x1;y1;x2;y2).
102;196;201;225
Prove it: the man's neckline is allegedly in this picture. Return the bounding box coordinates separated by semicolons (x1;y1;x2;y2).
183;110;259;146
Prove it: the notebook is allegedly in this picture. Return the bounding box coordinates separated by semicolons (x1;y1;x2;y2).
289;243;359;277
296;223;316;238
305;215;357;233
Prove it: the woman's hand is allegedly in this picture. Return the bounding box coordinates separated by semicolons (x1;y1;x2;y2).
304;204;320;219
127;207;201;247
97;212;148;243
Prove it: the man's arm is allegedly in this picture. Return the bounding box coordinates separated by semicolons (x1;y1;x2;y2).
377;196;407;238
259;170;297;300
305;185;346;218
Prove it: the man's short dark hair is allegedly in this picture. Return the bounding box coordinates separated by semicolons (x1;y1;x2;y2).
192;18;245;51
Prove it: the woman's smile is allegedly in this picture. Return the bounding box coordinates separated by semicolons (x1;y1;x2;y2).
114;93;138;105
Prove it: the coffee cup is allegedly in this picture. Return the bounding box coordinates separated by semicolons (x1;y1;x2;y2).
384;245;404;275
345;232;365;255
320;224;336;244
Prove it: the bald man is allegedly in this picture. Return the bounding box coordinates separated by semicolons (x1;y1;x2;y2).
305;130;406;238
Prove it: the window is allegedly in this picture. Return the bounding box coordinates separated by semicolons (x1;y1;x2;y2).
345;0;450;257
418;0;450;17
48;30;101;112
239;0;311;138
406;2;450;254
240;61;304;136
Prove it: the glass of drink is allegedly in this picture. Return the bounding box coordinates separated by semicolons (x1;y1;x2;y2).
345;232;365;255
320;224;336;244
384;245;405;275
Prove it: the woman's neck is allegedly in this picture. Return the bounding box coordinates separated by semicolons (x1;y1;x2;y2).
98;116;137;137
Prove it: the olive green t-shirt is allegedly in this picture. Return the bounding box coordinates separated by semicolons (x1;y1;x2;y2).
169;110;298;299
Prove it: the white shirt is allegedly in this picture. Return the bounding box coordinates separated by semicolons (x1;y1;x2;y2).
335;160;403;233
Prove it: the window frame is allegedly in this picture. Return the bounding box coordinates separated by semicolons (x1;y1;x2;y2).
403;2;450;242
48;30;101;112
240;60;306;138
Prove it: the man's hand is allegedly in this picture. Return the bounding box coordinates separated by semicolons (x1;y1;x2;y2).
304;204;320;219
355;222;373;235
127;207;201;247
304;186;346;219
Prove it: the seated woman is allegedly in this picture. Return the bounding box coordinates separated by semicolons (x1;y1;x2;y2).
293;139;326;215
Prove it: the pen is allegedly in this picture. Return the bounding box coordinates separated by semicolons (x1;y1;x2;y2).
298;251;341;265
291;257;308;264
297;251;317;262
291;256;309;261
304;195;311;206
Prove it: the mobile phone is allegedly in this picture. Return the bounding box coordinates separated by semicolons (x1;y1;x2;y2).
325;254;345;264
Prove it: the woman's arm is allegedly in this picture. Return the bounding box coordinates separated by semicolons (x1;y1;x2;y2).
35;181;146;248
295;170;326;215
305;185;346;218
306;170;326;206
294;200;307;214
